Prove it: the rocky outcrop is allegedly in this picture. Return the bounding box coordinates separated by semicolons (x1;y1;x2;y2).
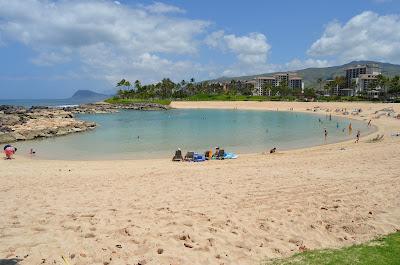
0;105;96;144
65;102;170;114
0;102;170;144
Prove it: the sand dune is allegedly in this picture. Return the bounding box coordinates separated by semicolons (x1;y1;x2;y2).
0;101;400;265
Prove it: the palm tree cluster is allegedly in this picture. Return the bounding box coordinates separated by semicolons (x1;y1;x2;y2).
115;78;254;99
367;75;400;96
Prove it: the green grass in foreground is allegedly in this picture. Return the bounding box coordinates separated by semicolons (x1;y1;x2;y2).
104;97;171;105
263;232;400;265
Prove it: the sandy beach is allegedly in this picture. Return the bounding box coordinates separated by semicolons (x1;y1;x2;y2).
1;101;400;265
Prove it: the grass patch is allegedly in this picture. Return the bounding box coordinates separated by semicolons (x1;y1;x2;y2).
263;232;400;265
184;94;283;102
104;97;171;106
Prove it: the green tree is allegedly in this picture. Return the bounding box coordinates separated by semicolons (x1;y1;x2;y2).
303;88;316;98
317;78;323;92
134;80;141;91
388;76;400;95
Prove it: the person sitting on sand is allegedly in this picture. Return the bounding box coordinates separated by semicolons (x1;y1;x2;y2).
270;147;277;154
213;147;221;159
4;145;17;159
213;146;219;157
172;148;183;162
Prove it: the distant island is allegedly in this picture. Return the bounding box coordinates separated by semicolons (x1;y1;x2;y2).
69;90;110;102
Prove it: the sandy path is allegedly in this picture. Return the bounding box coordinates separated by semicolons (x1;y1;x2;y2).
0;101;400;265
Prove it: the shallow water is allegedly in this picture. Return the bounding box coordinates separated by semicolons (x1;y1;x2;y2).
15;109;374;160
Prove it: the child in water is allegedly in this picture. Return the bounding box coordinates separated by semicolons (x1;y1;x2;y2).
355;130;360;143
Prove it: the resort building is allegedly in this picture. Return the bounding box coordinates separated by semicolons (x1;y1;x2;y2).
289;76;303;90
344;63;381;96
325;79;341;96
253;73;303;96
356;74;377;92
254;77;275;96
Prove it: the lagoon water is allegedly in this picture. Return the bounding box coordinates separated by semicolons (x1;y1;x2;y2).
15;109;374;160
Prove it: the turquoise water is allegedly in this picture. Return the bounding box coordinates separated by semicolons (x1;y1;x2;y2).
15;109;374;160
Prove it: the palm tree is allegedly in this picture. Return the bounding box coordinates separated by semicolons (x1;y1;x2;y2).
317;78;323;94
117;79;126;87
134;80;141;91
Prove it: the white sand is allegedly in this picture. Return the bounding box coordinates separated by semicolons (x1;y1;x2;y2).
1;101;400;265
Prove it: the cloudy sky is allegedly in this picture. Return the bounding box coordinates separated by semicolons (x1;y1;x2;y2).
0;0;400;98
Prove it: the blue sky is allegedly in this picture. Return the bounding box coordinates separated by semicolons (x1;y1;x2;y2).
0;0;400;99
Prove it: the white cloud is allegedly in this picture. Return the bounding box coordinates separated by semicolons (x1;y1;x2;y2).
285;58;333;70
143;2;185;14
30;51;71;66
205;30;272;76
372;0;392;3
206;30;271;65
308;11;400;63
0;0;208;83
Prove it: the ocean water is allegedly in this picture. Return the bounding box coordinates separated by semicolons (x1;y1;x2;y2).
13;109;375;160
0;98;99;108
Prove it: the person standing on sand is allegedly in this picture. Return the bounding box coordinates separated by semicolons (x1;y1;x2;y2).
355;130;360;143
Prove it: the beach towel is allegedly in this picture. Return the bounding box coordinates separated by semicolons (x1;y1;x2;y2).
193;153;206;162
224;152;238;159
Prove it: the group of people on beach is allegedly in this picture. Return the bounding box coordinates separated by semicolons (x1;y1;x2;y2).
172;146;227;162
320;113;369;144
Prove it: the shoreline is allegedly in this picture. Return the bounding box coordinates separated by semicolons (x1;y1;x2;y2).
13;101;380;161
1;101;400;265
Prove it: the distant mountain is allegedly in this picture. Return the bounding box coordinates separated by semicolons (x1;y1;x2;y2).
69;90;109;102
208;61;400;88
